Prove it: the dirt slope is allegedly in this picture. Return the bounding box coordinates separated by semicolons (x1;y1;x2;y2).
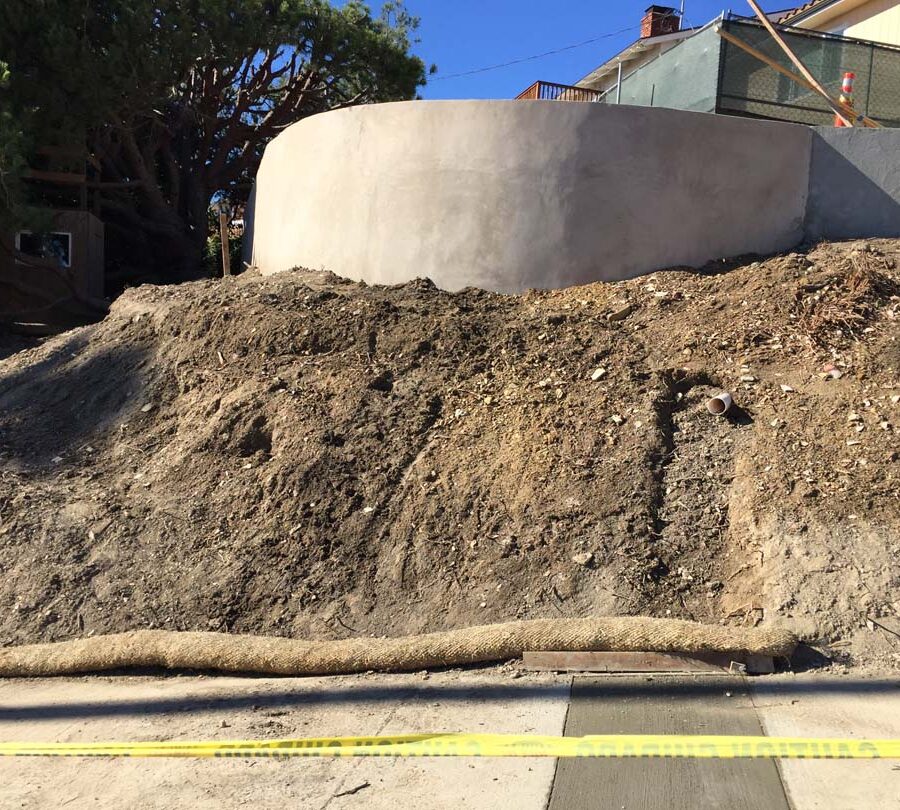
0;240;897;665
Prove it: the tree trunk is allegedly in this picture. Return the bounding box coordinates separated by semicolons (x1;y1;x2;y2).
95;123;212;284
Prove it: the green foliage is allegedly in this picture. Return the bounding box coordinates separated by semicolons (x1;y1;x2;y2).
0;1;426;277
0;60;29;227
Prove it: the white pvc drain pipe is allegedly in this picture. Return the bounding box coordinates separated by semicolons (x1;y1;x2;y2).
706;392;733;415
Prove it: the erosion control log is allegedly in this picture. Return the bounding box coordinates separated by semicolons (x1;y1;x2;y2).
0;617;798;677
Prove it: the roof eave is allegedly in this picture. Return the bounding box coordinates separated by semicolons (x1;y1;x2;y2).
576;27;697;87
778;0;844;25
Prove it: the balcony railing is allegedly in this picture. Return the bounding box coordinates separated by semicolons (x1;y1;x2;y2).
516;80;604;102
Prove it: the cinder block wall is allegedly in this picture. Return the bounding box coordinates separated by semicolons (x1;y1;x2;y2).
249;101;812;293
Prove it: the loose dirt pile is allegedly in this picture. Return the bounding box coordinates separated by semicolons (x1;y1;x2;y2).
0;240;897;666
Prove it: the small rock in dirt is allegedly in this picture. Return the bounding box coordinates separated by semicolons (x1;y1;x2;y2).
779;385;795;393
572;552;594;567
140;403;155;413
607;304;635;322
590;367;607;381
610;414;624;426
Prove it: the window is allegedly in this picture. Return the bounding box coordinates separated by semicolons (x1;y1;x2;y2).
14;231;72;268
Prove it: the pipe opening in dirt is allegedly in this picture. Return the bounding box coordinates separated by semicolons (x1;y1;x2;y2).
706;392;733;416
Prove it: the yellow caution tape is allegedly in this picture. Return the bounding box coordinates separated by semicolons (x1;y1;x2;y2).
1;733;899;759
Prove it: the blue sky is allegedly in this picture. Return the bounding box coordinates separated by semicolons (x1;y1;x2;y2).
406;1;783;99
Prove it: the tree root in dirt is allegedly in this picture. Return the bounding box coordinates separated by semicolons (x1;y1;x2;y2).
0;617;797;677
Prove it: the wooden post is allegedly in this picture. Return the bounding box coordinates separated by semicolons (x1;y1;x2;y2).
218;211;231;277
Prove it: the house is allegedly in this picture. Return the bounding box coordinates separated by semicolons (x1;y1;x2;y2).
576;6;699;101
0;149;105;325
516;3;900;127
779;0;900;45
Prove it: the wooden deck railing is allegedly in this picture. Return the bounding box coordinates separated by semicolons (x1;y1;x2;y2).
515;81;604;102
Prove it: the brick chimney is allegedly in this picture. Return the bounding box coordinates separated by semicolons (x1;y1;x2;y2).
641;5;680;38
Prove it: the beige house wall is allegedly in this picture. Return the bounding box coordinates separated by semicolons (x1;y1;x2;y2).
794;0;900;45
840;0;900;45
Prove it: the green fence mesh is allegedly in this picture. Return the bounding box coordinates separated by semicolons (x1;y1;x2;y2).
718;18;900;127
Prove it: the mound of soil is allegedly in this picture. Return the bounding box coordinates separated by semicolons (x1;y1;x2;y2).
0;240;897;666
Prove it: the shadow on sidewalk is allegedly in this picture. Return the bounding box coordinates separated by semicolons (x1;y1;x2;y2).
1;673;897;722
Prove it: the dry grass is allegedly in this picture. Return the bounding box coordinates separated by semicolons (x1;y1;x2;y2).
796;250;899;346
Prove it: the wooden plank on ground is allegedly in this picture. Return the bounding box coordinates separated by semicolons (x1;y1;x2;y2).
548;675;790;810
522;651;774;675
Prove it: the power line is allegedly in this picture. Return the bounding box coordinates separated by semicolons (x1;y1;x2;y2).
429;24;640;81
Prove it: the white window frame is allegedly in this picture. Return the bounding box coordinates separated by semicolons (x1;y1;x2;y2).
14;230;73;268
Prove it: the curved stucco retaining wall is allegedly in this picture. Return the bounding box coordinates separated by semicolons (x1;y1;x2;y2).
251;101;812;293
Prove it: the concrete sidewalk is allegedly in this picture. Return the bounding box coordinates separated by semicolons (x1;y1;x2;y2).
753;675;900;810
1;671;898;809
0;671;569;810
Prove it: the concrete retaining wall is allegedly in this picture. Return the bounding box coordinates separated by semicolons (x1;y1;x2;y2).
250;101;812;293
805;127;900;241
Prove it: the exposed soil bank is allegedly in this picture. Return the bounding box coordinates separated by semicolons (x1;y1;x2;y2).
0;240;897;666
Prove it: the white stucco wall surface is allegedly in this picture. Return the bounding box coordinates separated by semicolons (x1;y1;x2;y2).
251;100;812;293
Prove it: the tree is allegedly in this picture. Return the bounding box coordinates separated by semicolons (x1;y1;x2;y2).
0;60;28;228
0;1;426;280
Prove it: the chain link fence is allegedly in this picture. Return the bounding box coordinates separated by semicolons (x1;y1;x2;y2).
718;17;900;127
